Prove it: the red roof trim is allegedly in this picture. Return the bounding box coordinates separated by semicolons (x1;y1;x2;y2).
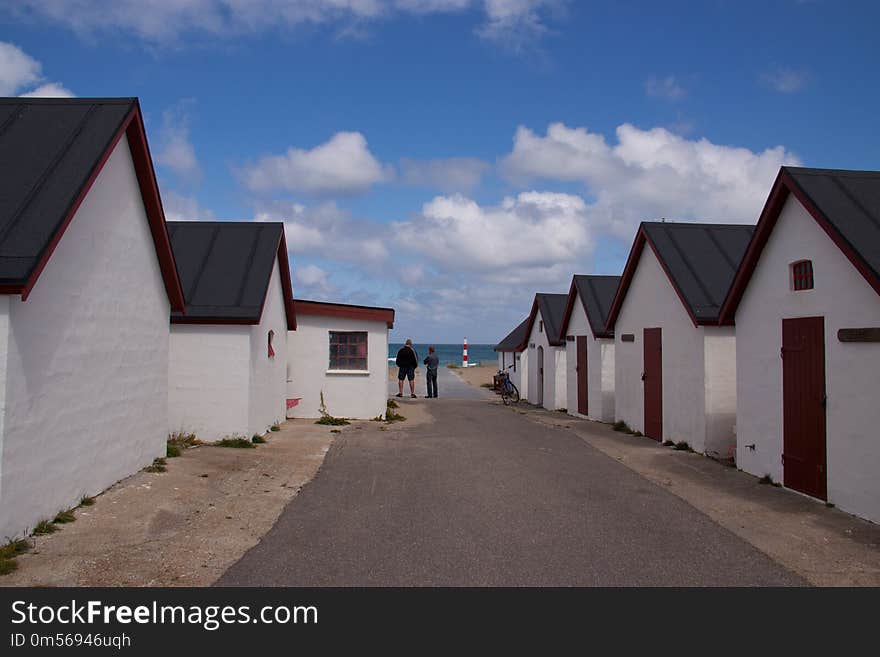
277;232;297;330
559;277;579;341
604;225;702;332
18;101;185;311
293;299;395;328
559;276;616;340
719;168;880;323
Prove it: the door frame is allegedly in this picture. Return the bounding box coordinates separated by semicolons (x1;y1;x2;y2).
536;345;544;407
782;316;827;500
643;327;662;441
576;335;588;416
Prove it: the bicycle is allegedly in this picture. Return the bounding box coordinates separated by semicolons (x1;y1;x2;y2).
496;365;520;405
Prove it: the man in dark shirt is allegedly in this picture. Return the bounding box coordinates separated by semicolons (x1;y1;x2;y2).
423;346;439;398
395;339;419;398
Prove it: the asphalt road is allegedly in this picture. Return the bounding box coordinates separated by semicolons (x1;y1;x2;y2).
218;399;804;586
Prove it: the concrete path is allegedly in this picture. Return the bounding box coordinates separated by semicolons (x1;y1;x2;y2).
387;364;492;401
218;399;804;586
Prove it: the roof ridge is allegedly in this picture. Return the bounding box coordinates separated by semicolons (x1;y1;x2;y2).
0;104;98;245
234;224;264;307
658;224;717;307
829;175;880;231
0;103;24;140
187;224;221;302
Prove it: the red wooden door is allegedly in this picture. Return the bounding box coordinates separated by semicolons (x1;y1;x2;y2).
643;328;662;441
576;336;588;415
782;317;827;500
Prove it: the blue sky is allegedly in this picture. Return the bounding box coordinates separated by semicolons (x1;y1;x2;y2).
1;1;878;342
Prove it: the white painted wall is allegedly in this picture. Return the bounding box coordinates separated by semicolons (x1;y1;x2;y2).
0;138;171;539
735;196;880;523
564;294;616;422
704;327;737;459
287;315;388;419
248;262;288;435
168;325;250;440
613;246;736;454
525;309;566;410
516;349;528;400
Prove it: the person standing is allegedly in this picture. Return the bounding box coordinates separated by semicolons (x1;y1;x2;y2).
395;339;419;398
423;346;439;398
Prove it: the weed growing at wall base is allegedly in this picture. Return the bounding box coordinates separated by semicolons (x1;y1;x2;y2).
215;438;255;449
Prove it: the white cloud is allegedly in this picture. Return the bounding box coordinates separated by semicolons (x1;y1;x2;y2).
760;66;809;93
19;82;75;98
162;191;215;222
0;41;41;94
254;200;391;266
6;1;562;50
478;0;563;51
240;131;392;196
501;121;800;238
156;101;202;184
399;157;489;192
395;190;593;273
645;75;685;101
293;263;337;298
0;41;72;96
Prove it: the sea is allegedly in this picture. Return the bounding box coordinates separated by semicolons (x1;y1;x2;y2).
388;343;496;367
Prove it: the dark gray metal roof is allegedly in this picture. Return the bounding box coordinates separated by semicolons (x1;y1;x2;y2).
494;316;530;352
535;293;569;346
572;275;620;339
642;222;755;323
784;167;880;282
168;221;285;323
0;97;136;286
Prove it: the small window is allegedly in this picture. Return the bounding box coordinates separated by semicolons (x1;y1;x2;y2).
792;260;814;291
539;320;543;333
329;331;368;370
267;330;275;358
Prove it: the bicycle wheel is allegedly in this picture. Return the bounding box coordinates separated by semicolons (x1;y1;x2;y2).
501;387;511;405
507;382;520;403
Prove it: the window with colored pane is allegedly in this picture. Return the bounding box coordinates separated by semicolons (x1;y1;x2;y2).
792;260;814;291
329;331;368;370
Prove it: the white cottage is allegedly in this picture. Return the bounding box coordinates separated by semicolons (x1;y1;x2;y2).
605;222;754;457
167;221;296;441
719;167;880;523
559;275;620;422
494;317;530;398
0;98;186;538
286;299;394;419
524;293;568;410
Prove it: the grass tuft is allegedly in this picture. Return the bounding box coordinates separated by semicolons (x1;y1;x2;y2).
0;538;30;560
673;441;693;452
387;399;399;409
270;424;280;432
252;434;267;444
662;440;675;447
79;496;95;507
145;457;167;472
385;409;406;423
632;431;643;437
166;443;182;458
32;520;58;536
315;416;350;426
0;559;18;576
759;474;773;485
215;438;255;449
53;510;76;524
